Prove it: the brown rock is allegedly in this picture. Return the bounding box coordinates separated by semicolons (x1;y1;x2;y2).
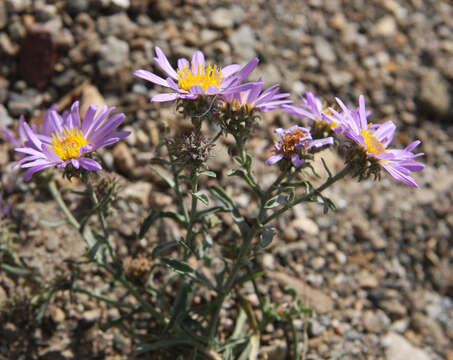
113;142;135;175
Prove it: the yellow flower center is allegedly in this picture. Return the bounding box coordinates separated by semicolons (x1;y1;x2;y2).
361;127;386;155
50;126;88;161
320;104;339;129
229;98;252;112
281;128;308;156
177;63;223;92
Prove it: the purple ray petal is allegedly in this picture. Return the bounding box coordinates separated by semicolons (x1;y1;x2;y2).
266;153;284;166
134;69;169;87
154;46;178;79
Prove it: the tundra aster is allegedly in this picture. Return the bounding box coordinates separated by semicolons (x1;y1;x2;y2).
134;46;258;102
14;101;130;181
283;92;340;131
222;79;292;112
266;125;334;168
330;95;425;187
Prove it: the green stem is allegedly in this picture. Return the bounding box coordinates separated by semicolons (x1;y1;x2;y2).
258;166;290;220
48;180;80;229
72;286;135;309
236;137;262;197
185;169;199;252
290;318;300;360
263;163;352;225
206;225;258;348
118;275;167;324
83;175;115;261
169;151;189;223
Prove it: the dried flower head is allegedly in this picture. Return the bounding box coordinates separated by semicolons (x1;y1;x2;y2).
124;255;152;285
167;132;215;170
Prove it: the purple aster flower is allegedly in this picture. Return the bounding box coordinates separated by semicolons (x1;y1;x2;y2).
13;101;130;181
0;191;12;218
266;125;334;168
283;92;340;131
222;79;292;112
330;95;425;187
134;46;259;102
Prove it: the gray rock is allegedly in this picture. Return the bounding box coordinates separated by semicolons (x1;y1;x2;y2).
261;63;281;88
42;17;63;38
65;0;88;14
210;8;234;29
52;69;78;88
0;33;18;56
6;0;31;12
313;36;337;63
328;69;354;87
260;340;287;360
98;36;129;77
8;18;25;41
383;332;431;360
363;310;391;333
309;319;326;337
82;309;101;323
97;13;136;39
311;256;326;270
229;25;256;61
200;29;219;44
7;92;35;116
411;312;449;348
230;5;247;25
378;299;407;317
418;69;450;117
122;182;152;206
111;0;130;9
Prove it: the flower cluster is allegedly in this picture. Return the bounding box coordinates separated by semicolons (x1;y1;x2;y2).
3;47;424;187
277;91;424;187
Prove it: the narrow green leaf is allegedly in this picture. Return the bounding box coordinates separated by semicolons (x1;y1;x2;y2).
39;218;67;227
199;170;216;178
151;240;179;259
135;338;194;355
208;186;234;209
149;165;175;188
227;168;245;177
0;263;33;277
232;155;242;166
238;271;265;286
162;259;195;274
193;191;209;205
244;153;252;169
264;195;287;209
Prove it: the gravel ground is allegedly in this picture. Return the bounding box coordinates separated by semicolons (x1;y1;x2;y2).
1;0;452;359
